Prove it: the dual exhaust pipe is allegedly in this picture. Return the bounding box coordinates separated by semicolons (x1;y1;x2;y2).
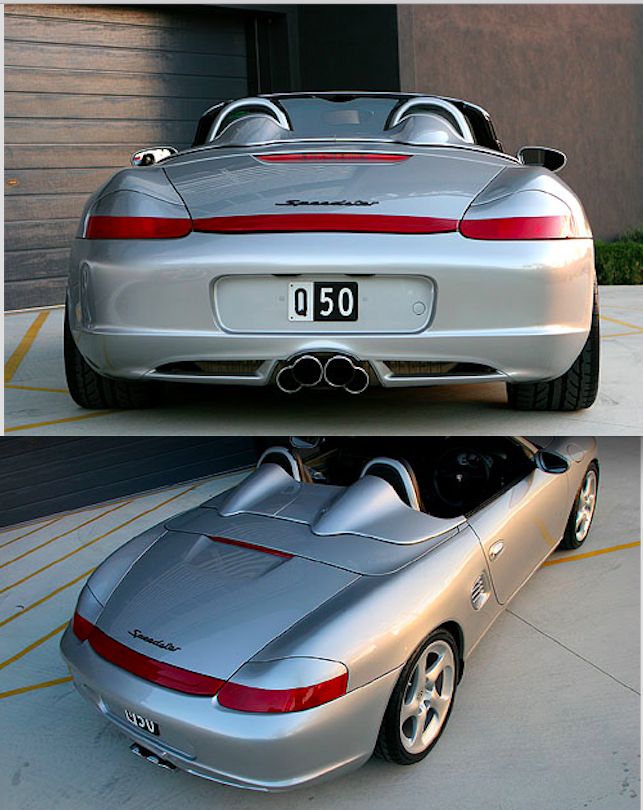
276;354;369;395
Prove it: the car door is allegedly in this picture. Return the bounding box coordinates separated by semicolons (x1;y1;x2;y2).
467;463;571;604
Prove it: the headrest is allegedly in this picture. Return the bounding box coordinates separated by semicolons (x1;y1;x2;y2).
257;446;312;483
360;457;422;511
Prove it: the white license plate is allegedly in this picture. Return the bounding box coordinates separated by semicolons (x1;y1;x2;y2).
288;281;358;322
125;708;160;736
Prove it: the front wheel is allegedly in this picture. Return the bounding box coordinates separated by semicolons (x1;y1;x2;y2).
506;286;600;411
64;307;156;409
375;629;459;765
559;462;599;550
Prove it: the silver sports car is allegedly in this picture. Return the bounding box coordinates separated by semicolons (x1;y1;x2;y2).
61;436;599;791
65;92;599;411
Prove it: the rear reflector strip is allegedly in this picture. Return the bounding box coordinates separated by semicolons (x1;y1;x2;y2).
217;672;349;713
79;621;225;696
256;153;410;163
192;214;458;235
72;611;94;642
207;535;293;558
86;216;192;239
459;215;574;240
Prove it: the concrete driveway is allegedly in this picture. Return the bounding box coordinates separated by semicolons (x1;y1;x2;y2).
0;438;639;810
4;286;643;435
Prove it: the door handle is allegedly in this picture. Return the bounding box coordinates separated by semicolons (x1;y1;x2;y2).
489;540;505;561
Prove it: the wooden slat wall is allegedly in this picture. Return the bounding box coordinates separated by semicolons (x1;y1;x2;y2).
0;437;262;528
4;4;251;310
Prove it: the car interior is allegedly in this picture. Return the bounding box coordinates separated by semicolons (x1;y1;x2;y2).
258;438;537;519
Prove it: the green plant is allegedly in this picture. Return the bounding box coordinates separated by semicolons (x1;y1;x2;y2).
594;236;643;285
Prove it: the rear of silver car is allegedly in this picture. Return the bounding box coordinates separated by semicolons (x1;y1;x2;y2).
67;144;594;392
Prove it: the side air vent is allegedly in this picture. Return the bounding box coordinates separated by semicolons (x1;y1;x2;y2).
471;572;490;610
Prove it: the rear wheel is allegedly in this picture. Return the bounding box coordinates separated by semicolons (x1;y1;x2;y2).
559;462;599;550
375;629;459;765
64;307;155;409
506;286;600;411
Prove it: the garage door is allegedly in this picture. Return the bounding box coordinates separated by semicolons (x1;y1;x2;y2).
4;4;253;310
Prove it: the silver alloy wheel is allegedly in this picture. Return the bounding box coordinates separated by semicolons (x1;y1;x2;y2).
400;639;455;754
575;468;598;543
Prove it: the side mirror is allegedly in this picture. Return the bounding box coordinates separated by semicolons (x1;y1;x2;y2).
535;450;570;475
131;147;178;167
517;146;567;174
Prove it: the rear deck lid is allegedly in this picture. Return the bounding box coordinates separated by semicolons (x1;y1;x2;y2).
163;146;509;224
96;529;357;682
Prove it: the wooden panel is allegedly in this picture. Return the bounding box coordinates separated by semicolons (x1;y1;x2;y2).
4;248;71;282
5;168;117;196
5;68;245;99
0;436;259;528
4;4;245;31
4;277;69;310
6;119;197;145
5;144;192;169
6;93;214;122
6;194;92;222
5;42;247;78
5;220;79;252
4;13;247;55
4;4;251;310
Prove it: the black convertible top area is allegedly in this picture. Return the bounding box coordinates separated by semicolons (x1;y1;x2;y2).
191;92;503;151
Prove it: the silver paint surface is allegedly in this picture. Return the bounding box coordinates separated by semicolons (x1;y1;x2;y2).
61;437;598;791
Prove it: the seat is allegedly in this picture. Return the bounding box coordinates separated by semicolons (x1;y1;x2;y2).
256;446;312;483
359;457;423;511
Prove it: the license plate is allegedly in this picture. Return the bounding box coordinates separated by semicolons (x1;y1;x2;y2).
125;708;160;736
288;282;358;322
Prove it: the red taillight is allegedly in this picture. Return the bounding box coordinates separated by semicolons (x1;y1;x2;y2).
217;672;348;713
85;216;192;239
207;535;293;558
72;611;94;642
256;153;410;163
192;214;458;235
459;215;574;240
89;628;225;696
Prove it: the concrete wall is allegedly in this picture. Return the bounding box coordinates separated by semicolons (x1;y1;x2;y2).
397;4;643;239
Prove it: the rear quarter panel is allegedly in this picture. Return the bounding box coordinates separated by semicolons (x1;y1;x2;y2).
253;525;500;691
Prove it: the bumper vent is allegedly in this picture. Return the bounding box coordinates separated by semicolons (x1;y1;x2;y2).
471;572;490;610
156;360;263;377
386;361;497;378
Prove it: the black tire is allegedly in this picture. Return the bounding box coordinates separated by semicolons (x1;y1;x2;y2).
506;286;600;411
559;461;599;550
64;307;155;409
375;628;459;765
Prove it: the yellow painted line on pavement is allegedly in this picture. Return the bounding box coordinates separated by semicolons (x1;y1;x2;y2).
4;311;50;382
543;541;640;567
5;383;68;394
601;329;643;339
0;567;95;630
0;500;132;570
0;516;64;549
0;675;73;700
599;314;643;331
0;622;68;671
6;411;116;432
0;483;199;595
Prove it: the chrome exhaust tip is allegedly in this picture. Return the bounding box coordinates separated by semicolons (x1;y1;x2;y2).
291;354;324;387
130;743;176;771
345;366;370;395
324;355;357;388
276;365;301;394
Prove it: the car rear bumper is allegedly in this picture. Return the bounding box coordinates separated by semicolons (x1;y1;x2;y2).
60;626;399;792
67;232;595;385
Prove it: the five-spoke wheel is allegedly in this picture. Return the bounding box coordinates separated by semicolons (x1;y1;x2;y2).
560;462;599;550
376;629;459;764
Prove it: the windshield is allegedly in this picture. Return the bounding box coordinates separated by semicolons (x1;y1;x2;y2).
277;96;401;138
